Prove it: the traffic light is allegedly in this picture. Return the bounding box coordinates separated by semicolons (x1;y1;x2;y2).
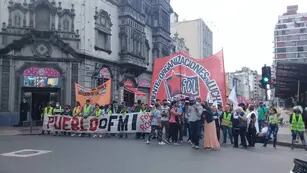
261;65;271;89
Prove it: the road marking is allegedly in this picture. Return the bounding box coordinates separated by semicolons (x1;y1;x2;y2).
0;149;51;158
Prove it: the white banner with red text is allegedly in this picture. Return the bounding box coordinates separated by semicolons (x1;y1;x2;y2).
42;113;152;133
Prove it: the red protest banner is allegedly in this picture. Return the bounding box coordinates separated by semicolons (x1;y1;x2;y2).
150;51;226;106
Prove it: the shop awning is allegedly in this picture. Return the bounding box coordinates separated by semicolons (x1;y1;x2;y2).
124;87;146;96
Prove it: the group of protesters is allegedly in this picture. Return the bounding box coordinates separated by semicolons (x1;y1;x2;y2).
41;97;307;150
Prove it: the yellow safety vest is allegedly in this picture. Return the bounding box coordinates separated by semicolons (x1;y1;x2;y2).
269;114;279;125
95;109;102;117
83;105;91;114
222;112;232;127
44;107;53;117
291;113;305;132
53;106;64;115
73;106;81;116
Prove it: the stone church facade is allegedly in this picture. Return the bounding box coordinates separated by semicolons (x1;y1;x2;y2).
0;0;172;125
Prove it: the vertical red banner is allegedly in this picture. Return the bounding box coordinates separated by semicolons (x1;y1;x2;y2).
150;51;226;106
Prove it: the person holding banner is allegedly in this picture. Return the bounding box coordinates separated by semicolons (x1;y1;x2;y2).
72;102;82;117
147;103;165;145
81;99;93;137
71;102;82;137
95;104;103;117
106;104;114;115
41;102;54;135
136;102;147;140
53;102;64;115
119;105;129;139
83;99;93;118
92;104;103;138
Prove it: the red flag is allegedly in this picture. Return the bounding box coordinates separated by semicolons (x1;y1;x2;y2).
150;51;226;106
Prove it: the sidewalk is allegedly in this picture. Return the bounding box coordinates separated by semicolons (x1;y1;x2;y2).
0;126;42;136
276;126;307;149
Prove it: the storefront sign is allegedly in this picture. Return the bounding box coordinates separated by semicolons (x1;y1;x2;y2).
23;67;60;87
43;113;151;133
138;79;151;88
124;79;134;88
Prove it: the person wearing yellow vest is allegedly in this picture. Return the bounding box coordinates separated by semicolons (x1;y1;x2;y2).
290;106;306;150
107;104;113;116
92;104;103;138
70;102;82;137
42;102;54;119
53;102;64;115
73;102;82;117
94;104;102;117
220;104;233;144
263;107;279;148
83;99;93;118
41;102;54;135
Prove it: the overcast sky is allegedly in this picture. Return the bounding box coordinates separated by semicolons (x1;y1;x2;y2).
171;0;307;73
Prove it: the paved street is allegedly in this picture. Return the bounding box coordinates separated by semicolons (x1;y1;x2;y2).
0;135;305;173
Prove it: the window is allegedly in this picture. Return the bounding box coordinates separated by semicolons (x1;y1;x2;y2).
298;41;307;46
63;19;70;32
283;18;293;23
277;24;287;29
94;9;112;53
162;11;170;31
96;30;107;50
298;47;304;52
281;30;286;35
35;6;51;31
276;48;286;53
300;28;306;33
14;14;21;27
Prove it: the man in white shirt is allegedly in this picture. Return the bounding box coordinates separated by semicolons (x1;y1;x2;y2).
187;98;203;149
160;99;170;141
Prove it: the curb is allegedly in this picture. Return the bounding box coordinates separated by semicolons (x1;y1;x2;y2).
276;141;306;149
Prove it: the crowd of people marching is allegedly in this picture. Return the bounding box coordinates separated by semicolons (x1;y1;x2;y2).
41;97;307;150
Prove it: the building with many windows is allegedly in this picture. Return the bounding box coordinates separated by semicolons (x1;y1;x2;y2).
274;5;307;60
171;18;212;58
0;0;173;125
274;5;307;107
226;67;264;104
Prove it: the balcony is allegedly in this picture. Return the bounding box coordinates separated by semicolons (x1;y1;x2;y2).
119;52;147;73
